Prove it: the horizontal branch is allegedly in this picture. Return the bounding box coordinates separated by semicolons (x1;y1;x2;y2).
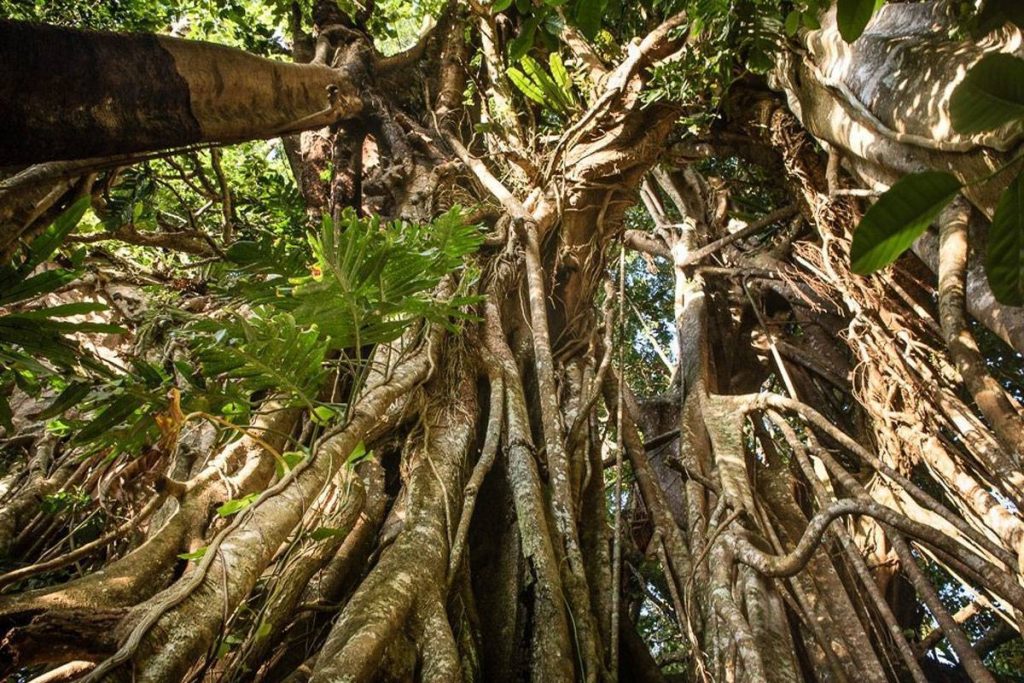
0;20;364;165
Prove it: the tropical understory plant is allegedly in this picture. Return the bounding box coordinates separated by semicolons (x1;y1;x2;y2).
2;0;1024;681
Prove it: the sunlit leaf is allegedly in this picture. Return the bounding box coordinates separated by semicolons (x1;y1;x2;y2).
985;169;1024;305
217;492;260;517
836;0;883;42
178;546;208;561
950;53;1024;135
851;171;961;274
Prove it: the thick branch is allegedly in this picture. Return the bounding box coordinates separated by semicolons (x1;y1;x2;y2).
0;20;363;165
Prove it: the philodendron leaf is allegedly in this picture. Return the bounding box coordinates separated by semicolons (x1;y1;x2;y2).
985;169;1024;305
851;171;962;274
836;0;884;43
950;53;1024;135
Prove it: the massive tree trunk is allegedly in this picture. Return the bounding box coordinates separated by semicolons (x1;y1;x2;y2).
2;2;1023;682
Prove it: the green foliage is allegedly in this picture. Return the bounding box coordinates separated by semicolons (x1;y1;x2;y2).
178;546;208;561
193;311;327;409
507;54;576;115
835;0;883;42
0;198;121;430
275;450;307;478
573;0;606;40
217;492;260;517
345;441;370;467
40;488;91;515
850;171;961;274
278;206;483;351
950;53;1024;135
853;46;1024;303
985;170;1024;305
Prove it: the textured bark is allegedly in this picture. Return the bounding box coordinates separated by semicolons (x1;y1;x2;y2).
4;4;1024;682
0;20;363;165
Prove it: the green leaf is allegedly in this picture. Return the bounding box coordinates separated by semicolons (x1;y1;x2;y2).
549;52;571;93
573;0;607;40
178;546;208;561
507;67;547;105
195;311;326;408
275;449;307;478
0;269;79;307
508;17;538;62
851;171;962;274
73;395;140;444
985;169;1024;305
950;53;1024;135
345;441;371;467
522;55;572;112
20;196;91;274
288;207;481;350
784;10;800;36
492;0;513;11
35;382;92;420
217;492;260;517
0;396;12;433
311;404;337;425
836;0;883;42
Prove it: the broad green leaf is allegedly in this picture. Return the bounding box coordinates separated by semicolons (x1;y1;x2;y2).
311;404;337;425
522;55;572;112
0;396;12;433
836;0;883;43
851;171;961;274
196;312;326;408
549;52;571;93
491;0;513;11
985;169;1024;305
41;319;126;335
784;10;801;36
508;17;539;62
950;53;1024;135
0;269;79;306
573;0;607;40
